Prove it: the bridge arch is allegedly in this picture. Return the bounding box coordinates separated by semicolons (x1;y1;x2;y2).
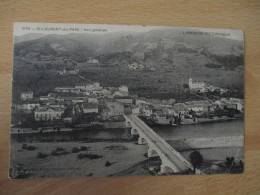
160;164;175;174
130;128;139;135
138;137;147;145
148;148;160;158
126;121;132;128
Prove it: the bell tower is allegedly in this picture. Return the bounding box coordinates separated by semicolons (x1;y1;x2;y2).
189;77;193;89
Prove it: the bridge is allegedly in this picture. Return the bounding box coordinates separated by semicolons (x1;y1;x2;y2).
124;114;196;174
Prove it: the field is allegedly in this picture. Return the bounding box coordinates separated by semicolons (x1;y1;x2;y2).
9;141;148;178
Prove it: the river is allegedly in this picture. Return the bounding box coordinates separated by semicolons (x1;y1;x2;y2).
12;120;244;162
153;120;244;140
152;120;244;162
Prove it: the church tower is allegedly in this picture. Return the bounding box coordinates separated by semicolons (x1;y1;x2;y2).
188;77;193;89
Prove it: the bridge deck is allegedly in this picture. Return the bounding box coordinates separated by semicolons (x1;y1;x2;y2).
126;114;193;172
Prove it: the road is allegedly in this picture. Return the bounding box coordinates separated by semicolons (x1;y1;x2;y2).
127;114;193;172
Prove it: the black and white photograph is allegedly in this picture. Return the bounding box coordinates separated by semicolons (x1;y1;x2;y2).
10;23;244;179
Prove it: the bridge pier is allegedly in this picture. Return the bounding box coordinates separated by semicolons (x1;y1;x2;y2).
147;148;159;158
160;162;179;174
130;128;139;135
160;163;175;174
138;137;147;145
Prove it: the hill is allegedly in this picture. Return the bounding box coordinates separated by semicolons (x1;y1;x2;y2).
12;28;244;99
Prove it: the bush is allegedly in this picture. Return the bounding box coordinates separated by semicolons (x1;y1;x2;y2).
80;146;87;151
72;147;80;153
105;161;111;167
37;152;48;159
51;149;68;156
22;144;27;149
27;145;36;151
77;153;102;160
56;147;65;152
105;145;128;150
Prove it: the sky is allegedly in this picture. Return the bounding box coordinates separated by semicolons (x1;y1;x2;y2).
13;22;244;41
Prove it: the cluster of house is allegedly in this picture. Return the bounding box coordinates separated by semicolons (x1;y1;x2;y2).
57;67;79;75
15;83;133;124
14;81;244;126
128;62;145;70
135;98;244;125
189;77;228;94
87;58;99;64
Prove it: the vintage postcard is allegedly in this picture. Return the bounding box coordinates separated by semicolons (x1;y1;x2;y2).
10;23;244;179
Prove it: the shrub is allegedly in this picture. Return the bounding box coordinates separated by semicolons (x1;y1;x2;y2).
105;161;111;167
51;149;68;156
80;146;87;151
37;152;48;159
72;147;80;153
22;144;27;150
77;153;102;160
56;147;65;152
27;145;36;151
105;145;128;150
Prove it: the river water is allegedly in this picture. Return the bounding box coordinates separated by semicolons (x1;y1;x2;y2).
153;120;244;140
152;120;244;162
12;120;244;162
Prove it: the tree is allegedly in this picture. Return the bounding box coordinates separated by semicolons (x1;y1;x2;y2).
225;157;235;173
189;150;203;173
183;83;189;89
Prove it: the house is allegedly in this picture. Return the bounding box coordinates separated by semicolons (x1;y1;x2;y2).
100;88;112;96
83;103;98;114
87;58;99;64
230;98;244;112
215;99;237;110
132;105;140;115
34;107;64;121
75;82;102;92
220;88;228;94
114;96;133;105
164;108;178;116
128;62;138;70
141;106;153;117
173;103;189;116
188;77;206;91
71;98;84;104
55;97;65;103
23;103;40;110
63;117;73;123
57;68;79;75
92;90;102;96
102;102;124;117
49;104;65;109
184;100;211;113
40;96;53;101
153;111;171;125
119;85;128;93
21;91;33;100
88;95;98;103
54;87;81;94
16;103;40;112
114;90;129;97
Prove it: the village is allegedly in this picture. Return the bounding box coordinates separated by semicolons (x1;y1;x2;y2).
11;76;244;133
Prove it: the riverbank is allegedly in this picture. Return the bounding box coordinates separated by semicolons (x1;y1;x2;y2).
167;135;243;151
180;116;237;125
10;141;148;178
11;128;132;143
